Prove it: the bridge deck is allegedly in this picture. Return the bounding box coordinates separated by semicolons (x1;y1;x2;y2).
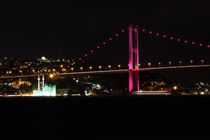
0;64;209;78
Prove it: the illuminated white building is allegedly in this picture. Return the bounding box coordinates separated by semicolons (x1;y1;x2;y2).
33;73;56;96
33;85;56;96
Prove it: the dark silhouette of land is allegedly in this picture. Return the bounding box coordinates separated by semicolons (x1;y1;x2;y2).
0;96;209;139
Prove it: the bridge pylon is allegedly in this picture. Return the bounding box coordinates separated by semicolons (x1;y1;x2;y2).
128;25;140;93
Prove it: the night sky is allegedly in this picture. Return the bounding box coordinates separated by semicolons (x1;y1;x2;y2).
0;1;210;67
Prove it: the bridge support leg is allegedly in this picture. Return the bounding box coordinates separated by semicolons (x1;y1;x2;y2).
128;25;140;94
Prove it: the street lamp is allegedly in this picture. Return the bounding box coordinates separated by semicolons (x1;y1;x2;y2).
169;61;172;66
201;60;204;65
98;66;102;70
49;73;54;79
158;62;161;67
71;67;74;72
62;68;66;72
173;86;178;90
89;66;93;71
108;65;111;69
190;60;193;65
80;67;83;71
148;62;151;68
118;64;121;69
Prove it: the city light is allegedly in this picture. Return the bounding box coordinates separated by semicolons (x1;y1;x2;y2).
96;84;101;89
89;66;93;70
190;60;193;65
93;84;102;90
173;86;178;90
62;68;66;72
80;67;83;71
201;60;204;65
158;62;161;67
49;74;54;78
148;62;151;67
200;92;205;95
41;56;46;60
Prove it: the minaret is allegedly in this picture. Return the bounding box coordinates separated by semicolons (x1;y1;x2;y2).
42;74;45;88
38;74;40;91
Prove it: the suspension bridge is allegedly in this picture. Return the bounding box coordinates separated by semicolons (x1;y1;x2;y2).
0;25;210;95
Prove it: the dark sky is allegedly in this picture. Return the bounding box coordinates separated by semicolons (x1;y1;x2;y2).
0;0;210;66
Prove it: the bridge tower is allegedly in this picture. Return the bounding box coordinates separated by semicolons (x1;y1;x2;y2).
128;25;140;93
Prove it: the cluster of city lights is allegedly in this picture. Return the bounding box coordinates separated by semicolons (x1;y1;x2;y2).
2;59;207;77
138;25;210;48
76;28;127;63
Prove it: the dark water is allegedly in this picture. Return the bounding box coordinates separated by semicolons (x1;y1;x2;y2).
0;96;209;139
